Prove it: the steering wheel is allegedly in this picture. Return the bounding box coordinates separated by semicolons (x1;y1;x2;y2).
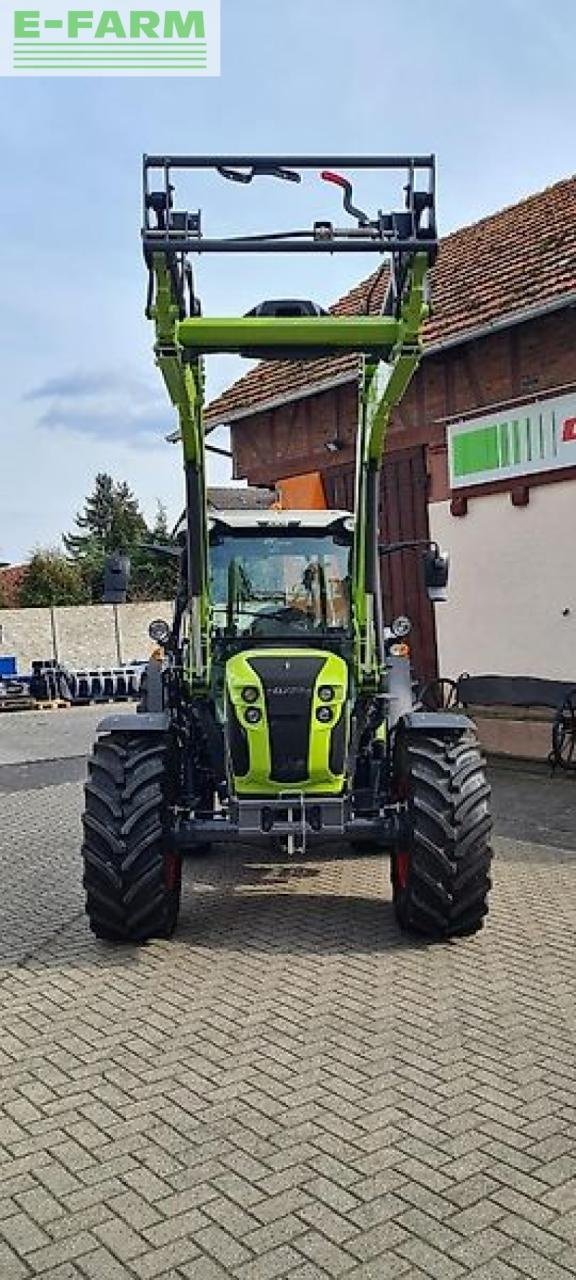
250;607;314;635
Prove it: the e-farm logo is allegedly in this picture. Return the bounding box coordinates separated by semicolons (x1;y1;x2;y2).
0;1;220;75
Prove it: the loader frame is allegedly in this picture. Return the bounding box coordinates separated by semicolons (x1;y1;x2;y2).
142;153;437;694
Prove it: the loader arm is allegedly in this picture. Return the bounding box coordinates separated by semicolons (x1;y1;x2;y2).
148;254;210;686
143;155;436;693
353;251;430;689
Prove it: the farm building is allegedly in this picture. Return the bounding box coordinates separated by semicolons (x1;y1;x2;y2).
206;175;576;686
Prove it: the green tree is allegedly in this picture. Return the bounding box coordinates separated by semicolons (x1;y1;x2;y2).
64;473;149;602
19;550;89;608
64;472;147;559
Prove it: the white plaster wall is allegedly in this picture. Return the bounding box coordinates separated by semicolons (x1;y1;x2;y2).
429;481;576;681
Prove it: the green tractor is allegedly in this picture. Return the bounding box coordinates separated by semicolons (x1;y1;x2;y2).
81;154;492;942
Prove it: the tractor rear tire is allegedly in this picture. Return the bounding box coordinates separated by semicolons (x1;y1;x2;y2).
82;732;181;943
391;731;492;938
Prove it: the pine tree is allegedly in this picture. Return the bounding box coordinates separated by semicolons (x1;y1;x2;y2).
64;474;149;602
64;473;147;559
151;500;171;544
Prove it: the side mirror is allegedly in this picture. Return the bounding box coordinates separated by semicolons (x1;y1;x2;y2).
423;548;449;602
103;552;131;604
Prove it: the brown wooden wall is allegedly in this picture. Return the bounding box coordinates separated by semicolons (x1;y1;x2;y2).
232;308;576;498
228;306;576;685
324;451;437;683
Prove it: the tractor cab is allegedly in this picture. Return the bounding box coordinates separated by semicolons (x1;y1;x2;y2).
208;509;355;803
209;509;353;647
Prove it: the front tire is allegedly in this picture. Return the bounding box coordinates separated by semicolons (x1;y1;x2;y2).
391;731;492;938
82;732;181;942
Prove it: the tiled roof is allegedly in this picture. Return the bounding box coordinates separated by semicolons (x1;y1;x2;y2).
0;565;26;608
205;175;576;426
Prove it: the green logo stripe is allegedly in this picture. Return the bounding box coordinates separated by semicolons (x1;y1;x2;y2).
14;59;207;63
15;63;207;68
14;54;207;60
452;425;499;478
14;40;207;45
450;403;569;486
14;51;207;56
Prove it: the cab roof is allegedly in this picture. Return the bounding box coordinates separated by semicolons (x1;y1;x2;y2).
207;509;353;531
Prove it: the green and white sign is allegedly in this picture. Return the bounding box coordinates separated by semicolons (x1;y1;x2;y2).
0;2;220;75
449;391;576;489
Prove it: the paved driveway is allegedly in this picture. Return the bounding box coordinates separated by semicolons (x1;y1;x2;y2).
0;709;575;1279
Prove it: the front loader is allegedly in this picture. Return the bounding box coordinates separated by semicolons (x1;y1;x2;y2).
81;154;492;942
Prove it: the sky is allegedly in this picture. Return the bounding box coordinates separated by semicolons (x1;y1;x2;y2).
0;0;575;562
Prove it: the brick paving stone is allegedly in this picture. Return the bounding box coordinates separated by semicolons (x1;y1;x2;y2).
346;1219;409;1260
40;1267;86;1280
24;1231;96;1272
466;1265;524;1280
449;1228;510;1269
178;1261;232;1280
0;1239;31;1278
296;1229;356;1275
92;1215;148;1260
252;1189;311;1224
243;1212;306;1252
142;1207;208;1246
497;1213;567;1257
76;1247;135;1279
398;1232;467;1278
15;1186;66;1225
1;778;576;1280
235;1243;304;1280
135;1236;201;1277
346;1261;411;1280
194;1223;252;1269
500;1244;576;1280
204;1193;260;1237
0;1209;52;1254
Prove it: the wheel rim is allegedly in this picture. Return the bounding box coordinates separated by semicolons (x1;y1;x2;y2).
164;850;181;891
552;691;576;770
395;849;410;890
420;679;459;711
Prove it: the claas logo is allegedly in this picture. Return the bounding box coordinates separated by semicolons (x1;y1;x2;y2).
562;417;576;443
14;9;206;39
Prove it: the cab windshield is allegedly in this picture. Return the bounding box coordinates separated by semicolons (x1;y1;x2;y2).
210;530;351;638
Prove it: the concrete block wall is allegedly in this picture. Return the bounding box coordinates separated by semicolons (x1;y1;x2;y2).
0;602;172;673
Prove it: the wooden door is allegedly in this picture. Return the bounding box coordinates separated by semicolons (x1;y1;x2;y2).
323;447;438;683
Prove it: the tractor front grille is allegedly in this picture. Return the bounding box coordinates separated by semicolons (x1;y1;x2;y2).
249;654;325;784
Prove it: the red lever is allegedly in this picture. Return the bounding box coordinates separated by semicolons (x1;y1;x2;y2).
321;170;349;188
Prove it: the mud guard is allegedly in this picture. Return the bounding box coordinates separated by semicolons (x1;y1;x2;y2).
97;712;171;735
398;711;476;734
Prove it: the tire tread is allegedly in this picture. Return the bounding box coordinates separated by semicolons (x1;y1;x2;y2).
393;731;492;938
81;732;179;942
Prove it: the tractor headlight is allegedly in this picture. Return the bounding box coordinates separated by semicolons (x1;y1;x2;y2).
391;615;412;639
148;618;171;646
242;686;259;703
245;707;262;725
318;685;335;703
316;706;333;724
